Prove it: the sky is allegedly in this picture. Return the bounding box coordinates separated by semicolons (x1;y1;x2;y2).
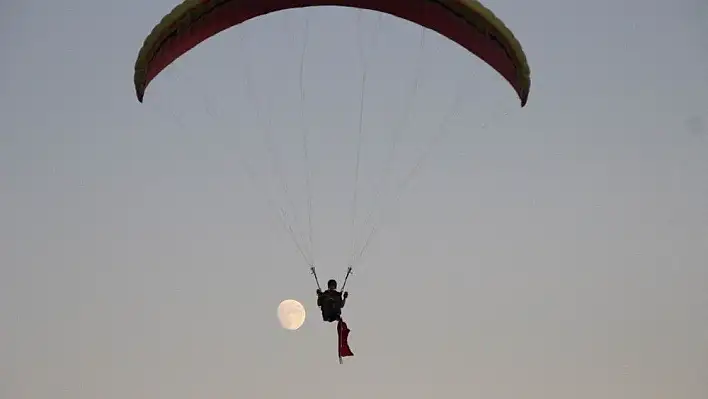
1;0;707;398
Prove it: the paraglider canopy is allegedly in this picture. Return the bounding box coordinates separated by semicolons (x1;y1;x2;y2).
134;0;531;106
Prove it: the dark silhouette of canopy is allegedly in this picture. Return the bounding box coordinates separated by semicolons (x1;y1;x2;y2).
134;0;531;106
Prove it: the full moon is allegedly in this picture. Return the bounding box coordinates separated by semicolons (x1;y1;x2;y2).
277;299;306;330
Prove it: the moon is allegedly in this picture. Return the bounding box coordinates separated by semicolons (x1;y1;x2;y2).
277;299;306;330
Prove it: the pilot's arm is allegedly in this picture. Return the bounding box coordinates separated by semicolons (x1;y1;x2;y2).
341;291;348;308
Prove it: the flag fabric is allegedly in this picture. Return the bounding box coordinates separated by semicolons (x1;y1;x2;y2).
337;320;354;360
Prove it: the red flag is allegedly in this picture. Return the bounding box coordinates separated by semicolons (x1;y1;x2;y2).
337;320;354;360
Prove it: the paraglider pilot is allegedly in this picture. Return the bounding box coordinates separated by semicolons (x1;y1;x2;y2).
311;269;354;362
316;278;354;362
317;279;348;322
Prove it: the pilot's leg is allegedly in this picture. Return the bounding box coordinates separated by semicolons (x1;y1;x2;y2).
322;310;335;322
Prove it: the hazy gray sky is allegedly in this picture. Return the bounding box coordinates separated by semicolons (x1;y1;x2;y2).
1;0;707;398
